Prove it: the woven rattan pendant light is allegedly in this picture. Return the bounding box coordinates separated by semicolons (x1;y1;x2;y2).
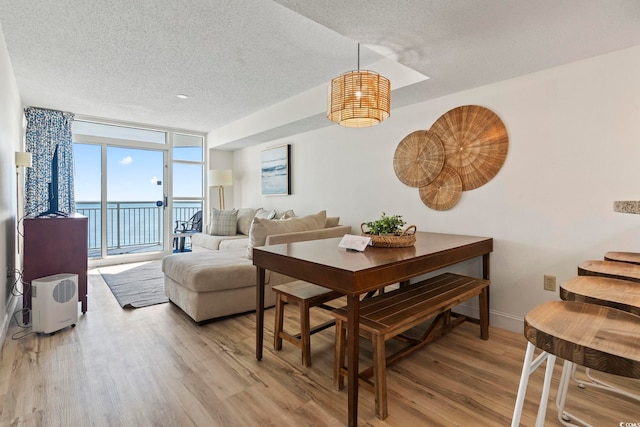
327;43;390;128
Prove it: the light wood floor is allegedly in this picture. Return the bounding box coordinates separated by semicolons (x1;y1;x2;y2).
0;270;638;426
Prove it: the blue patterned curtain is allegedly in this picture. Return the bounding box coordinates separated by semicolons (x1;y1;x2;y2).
24;107;75;216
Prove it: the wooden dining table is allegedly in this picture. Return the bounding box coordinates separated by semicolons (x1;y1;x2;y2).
253;231;493;426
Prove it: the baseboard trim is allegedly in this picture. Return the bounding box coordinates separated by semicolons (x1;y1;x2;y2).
0;293;19;351
454;304;523;334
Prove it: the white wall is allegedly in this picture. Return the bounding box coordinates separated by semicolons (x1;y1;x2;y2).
229;45;640;332
0;24;25;346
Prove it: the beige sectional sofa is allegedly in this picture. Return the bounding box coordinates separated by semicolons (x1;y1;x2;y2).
162;209;350;324
189;207;300;252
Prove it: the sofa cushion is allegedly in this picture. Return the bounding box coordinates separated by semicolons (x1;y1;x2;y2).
191;233;246;251
209;208;238;236
237;207;259;235
162;248;270;293
246;210;327;259
219;237;250;250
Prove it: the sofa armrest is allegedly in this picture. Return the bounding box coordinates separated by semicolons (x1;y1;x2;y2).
265;225;352;246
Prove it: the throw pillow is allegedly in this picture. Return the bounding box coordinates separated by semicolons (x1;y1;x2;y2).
237;207;259;235
326;216;340;227
246;210;327;259
255;208;276;220
209;208;238;236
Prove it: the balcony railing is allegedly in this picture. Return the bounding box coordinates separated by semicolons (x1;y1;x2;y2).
76;201;201;257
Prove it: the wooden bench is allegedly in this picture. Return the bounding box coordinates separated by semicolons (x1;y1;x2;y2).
273;280;343;367
332;272;490;419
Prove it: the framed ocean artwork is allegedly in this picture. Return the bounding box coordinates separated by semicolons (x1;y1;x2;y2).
261;144;290;195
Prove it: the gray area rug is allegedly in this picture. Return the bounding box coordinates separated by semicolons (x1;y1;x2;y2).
100;261;168;308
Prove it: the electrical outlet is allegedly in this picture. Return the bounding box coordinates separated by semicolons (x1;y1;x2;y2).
543;275;556;292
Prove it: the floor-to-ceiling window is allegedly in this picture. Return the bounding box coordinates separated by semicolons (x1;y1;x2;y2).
172;133;205;238
72;120;204;266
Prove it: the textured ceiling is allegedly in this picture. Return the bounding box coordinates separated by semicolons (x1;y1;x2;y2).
1;1;640;149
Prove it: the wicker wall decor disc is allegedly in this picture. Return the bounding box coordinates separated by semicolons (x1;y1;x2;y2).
419;165;463;210
430;105;508;191
393;130;445;187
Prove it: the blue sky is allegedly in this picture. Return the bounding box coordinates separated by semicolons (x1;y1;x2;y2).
73;144;201;202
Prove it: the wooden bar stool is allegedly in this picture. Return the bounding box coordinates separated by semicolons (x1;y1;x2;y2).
604;251;640;265
557;275;640;420
578;260;640;282
561;275;640;316
511;301;640;427
272;280;342;367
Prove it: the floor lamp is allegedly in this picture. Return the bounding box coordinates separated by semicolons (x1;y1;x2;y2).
15;151;32;253
208;169;232;210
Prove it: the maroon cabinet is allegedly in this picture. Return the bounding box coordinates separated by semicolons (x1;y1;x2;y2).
23;214;88;323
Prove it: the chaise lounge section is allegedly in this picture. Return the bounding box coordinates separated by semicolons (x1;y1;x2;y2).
162;210;350;323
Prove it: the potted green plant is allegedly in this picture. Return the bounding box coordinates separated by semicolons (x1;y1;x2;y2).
361;212;416;247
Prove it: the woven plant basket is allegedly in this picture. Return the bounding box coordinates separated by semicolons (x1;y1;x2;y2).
360;224;417;248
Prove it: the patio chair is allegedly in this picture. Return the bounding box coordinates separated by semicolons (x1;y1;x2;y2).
173;210;202;252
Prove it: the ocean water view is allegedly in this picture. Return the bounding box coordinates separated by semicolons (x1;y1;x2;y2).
76;201;201;256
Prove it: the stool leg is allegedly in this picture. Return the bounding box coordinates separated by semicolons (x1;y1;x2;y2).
512;342;556;427
555;360;589;427
334;319;345;390
536;352;556;427
300;300;312;367
274;293;284;350
576;367;640;402
372;334;388;420
512;342;536;427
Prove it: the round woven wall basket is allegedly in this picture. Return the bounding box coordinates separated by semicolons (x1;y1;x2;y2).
430;105;508;191
393;130;444;187
361;224;417;248
419;166;463;210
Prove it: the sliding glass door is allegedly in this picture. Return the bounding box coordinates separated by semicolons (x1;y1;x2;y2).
106;147;165;256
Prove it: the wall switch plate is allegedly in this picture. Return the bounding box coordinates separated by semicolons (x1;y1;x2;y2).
544;275;556;292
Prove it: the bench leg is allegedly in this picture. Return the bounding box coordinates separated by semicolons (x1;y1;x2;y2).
334;319;345;390
274;293;284;350
479;286;489;340
300;300;312;367
372;334;388;419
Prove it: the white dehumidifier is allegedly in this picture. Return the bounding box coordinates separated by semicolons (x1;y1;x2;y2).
31;273;78;334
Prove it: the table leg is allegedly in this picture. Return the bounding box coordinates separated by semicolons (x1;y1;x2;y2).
483;253;491;325
483;253;490;280
346;294;360;427
256;267;265;360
